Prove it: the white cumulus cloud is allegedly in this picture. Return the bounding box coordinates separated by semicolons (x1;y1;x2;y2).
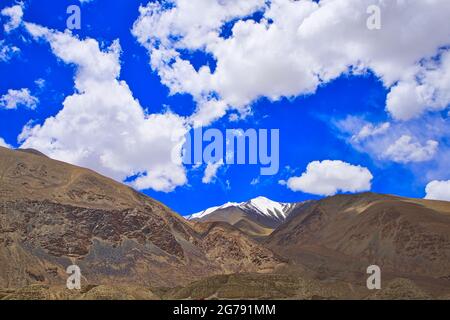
383;135;438;164
0;40;20;62
286;160;373;196
0;88;38;110
20;22;189;192
386;50;450;120
1;3;24;33
425;180;450;201
132;0;450;125
0;137;12;148
336;116;447;165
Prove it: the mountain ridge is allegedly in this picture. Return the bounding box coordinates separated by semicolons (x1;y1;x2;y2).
186;196;303;236
0;146;284;288
1;146;450;299
188;196;298;220
266;192;450;283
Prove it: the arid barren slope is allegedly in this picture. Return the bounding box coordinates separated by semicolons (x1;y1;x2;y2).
1;146;450;299
0;147;283;289
267;193;450;285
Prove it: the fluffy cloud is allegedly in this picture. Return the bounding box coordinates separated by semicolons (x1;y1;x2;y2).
0;137;12;148
383;135;438;164
337;115;447;164
1;3;24;33
286;160;373;196
425;180;450;201
132;0;450;125
202;160;224;184
34;78;46;89
0;40;20;62
387;50;450;120
335;115;449;188
0;88;38;110
20;23;188;192
350;122;390;143
132;0;266;125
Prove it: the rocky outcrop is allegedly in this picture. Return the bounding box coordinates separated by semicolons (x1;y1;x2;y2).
0;147;283;288
266;193;450;281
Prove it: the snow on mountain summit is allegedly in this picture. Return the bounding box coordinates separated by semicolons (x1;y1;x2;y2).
187;202;241;220
243;196;290;219
187;196;296;222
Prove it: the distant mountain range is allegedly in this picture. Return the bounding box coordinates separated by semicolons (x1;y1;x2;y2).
1;146;450;300
189;193;450;283
187;197;307;237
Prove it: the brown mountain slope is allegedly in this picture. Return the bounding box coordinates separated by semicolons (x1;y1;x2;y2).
0;147;284;288
188;199;307;238
191;207;275;238
266;192;450;286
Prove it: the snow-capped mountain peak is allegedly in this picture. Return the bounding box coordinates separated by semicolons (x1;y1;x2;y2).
243;196;289;219
187;196;296;222
187;202;241;220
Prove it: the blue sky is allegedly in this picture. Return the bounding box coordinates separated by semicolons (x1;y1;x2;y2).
1;0;449;215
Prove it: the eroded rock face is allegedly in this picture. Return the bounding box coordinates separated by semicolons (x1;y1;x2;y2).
4;146;448;299
267;193;450;280
0;147;283;288
0;200;185;259
194;222;285;274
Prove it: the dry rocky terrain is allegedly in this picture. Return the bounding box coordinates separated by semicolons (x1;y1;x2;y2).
1;146;449;300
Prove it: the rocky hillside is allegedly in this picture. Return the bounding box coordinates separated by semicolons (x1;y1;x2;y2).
266;192;450;284
0;147;284;289
1;146;449;299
